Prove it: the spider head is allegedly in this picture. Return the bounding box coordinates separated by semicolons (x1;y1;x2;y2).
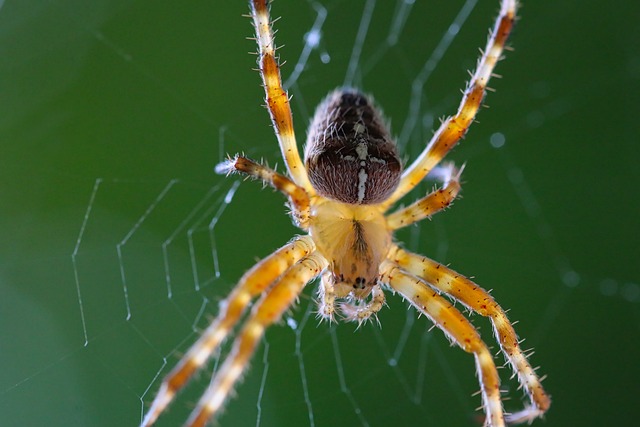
304;89;402;204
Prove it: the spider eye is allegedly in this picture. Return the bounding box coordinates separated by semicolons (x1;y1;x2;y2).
304;89;402;204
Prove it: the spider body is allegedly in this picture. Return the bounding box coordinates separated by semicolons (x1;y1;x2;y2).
141;1;551;426
306;89;398;316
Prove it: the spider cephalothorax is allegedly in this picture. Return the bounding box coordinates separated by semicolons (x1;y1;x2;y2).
141;1;551;427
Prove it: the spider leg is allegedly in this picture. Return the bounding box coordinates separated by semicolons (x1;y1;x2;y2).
216;155;310;227
250;0;314;193
140;236;315;427
340;284;386;325
387;162;462;229
185;252;328;427
317;272;336;321
383;0;516;209
381;261;505;427
388;245;551;424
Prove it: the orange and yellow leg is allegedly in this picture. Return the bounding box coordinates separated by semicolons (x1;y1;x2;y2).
381;261;505;427
250;0;313;192
384;0;516;208
185;252;328;427
216;155;310;228
388;245;551;424
140;236;316;427
386;163;462;229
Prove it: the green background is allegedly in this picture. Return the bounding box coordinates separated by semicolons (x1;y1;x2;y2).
1;1;638;426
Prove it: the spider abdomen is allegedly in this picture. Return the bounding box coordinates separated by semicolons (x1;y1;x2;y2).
304;89;402;204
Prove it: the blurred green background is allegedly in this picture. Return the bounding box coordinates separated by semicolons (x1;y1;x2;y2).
1;1;638;426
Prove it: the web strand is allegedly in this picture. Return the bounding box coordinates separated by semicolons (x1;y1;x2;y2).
24;2;636;427
117;180;178;320
71;178;102;346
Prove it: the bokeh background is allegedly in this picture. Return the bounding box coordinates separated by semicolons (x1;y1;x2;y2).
1;1;638;426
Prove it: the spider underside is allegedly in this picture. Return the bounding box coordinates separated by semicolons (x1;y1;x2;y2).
141;1;551;426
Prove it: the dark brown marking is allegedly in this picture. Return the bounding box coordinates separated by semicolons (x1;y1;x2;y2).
304;89;402;204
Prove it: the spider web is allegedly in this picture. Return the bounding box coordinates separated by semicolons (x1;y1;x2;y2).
1;1;639;427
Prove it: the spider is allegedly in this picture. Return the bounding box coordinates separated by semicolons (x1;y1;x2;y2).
141;1;550;426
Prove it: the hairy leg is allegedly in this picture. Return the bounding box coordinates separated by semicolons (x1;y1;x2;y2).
250;0;313;191
140;236;316;427
216;155;310;227
383;0;516;208
185;252;328;427
388;245;551;423
387;163;462;229
381;261;505;427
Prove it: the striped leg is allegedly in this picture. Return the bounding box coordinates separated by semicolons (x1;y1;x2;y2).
140;236;316;427
216;155;311;227
383;0;516;208
185;252;328;427
389;245;551;424
250;0;313;192
386;163;462;229
381;261;505;427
